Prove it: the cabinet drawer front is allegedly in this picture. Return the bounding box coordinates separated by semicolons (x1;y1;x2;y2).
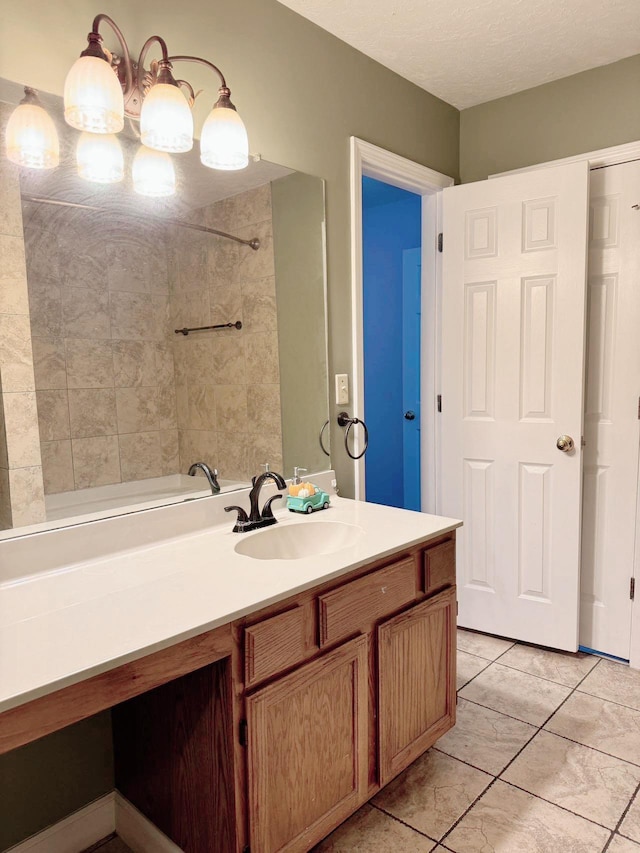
318;558;416;647
245;607;306;687
424;539;455;593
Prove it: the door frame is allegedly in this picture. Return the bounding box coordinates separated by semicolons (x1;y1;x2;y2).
350;137;454;506
491;138;640;670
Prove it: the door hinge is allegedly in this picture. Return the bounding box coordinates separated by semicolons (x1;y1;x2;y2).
581;436;586;448
437;394;442;413
631;578;636;601
437;232;443;253
239;719;248;747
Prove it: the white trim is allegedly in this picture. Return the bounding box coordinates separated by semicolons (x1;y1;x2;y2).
6;794;115;853
115;792;183;852
491;140;640;178
350;136;454;505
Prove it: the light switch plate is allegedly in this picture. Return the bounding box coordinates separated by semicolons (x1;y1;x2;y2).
335;374;349;405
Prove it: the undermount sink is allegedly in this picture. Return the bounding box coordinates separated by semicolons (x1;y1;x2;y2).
233;520;364;561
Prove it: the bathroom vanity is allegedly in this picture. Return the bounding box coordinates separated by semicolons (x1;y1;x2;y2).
0;481;460;853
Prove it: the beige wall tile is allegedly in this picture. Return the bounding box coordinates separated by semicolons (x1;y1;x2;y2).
68;389;117;438
215;385;248;435
109;291;155;340
113;341;156;388
247;384;282;436
155;343;175;385
72;435;121;489
0;404;9;469
176;384;189;430
62;287;110;339
244;332;279;384
41;439;75;494
209;285;243;328
231;183;272;229
206;238;239;289
241;277;277;333
0;314;36;392
115;387;159;433
4;392;42;468
119;432;163;481
0;467;12;529
245;433;284;479
27;286;63;338
157;384;178;430
106;244;152;293
160;429;179;474
187;385;216;430
60;248;108;292
171;288;210;331
66;340;114;389
23;226;60;288
183;338;216;386
36;390;70;441
0;235;30;315
233;221;275;283
172;240;207;292
32;337;67;390
178;429;217;473
0;161;23;238
9;465;46;526
151;295;170;341
217;431;252;481
211;336;246;386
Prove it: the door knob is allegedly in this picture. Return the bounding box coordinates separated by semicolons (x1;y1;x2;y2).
404;410;416;421
556;435;575;453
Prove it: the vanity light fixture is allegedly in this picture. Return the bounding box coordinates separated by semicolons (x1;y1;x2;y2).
63;13;248;170
5;87;60;169
132;145;176;197
76;131;124;183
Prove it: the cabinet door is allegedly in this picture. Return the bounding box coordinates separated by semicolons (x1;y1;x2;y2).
246;634;369;853
378;586;456;785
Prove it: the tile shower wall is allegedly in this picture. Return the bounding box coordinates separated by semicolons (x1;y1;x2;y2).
171;183;283;481
22;203;179;494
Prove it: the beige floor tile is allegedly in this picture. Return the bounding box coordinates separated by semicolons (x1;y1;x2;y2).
499;644;599;687
502;730;640;828
545;692;640;765
459;662;571;726
579;659;640;711
457;629;514;661
620;791;640;843
312;803;435;852
609;836;640;852
444;780;610;852
457;650;491;689
436;697;536;774
373;749;491;840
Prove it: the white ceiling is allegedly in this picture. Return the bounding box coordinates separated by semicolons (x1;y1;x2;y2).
277;0;640;109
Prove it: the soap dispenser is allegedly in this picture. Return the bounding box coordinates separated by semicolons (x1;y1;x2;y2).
289;467;307;496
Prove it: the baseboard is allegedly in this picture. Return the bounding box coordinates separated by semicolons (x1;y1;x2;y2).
6;794;115;853
114;793;183;853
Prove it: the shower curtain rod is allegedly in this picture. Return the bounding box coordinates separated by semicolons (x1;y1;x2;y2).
20;195;261;250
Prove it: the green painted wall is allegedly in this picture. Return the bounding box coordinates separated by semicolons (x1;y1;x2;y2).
460;54;640;183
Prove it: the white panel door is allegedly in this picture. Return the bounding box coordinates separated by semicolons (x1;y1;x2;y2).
581;160;640;659
441;162;589;651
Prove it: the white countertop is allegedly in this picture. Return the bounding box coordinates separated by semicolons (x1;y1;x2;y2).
0;480;460;715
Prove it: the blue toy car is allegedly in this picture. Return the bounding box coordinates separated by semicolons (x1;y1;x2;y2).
287;486;331;514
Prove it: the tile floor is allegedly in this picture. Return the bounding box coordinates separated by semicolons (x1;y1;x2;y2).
92;629;640;853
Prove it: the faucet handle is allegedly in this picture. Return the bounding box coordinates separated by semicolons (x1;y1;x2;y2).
224;504;250;533
260;462;271;473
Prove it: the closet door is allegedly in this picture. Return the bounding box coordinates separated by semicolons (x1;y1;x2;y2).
441;162;589;651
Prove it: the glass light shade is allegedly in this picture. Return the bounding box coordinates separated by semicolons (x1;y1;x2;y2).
200;106;249;171
132;146;176;197
5;102;59;169
76;132;124;184
140;84;193;153
64;55;124;133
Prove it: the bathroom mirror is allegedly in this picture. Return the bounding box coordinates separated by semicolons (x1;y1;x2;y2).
0;79;330;536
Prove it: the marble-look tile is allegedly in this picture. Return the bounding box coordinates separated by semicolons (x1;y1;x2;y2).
62;287;110;339
176;384;189;430
183;338;216;386
0;235;30;314
71;435;121;488
27;286;63;338
545;692;640;765
209;284;243;327
0;161;23;238
112;341;156;388
160;429;180;475
499;644;599;687
9;465;46;526
119;432;163;481
215;385;248;435
234;221;275;282
22;224;60;287
0;314;36;392
3;392;42;468
68;389;117;439
171;240;207;291
242;279;278;333
32;337;67;391
0;468;12;530
157;385;178;430
245;432;284;481
247;384;282;436
211;336;246;386
620;790;640;843
65;340;114;390
206;235;239;288
60;247;108;292
609;836;640;853
229;183;273;230
244;332;279;384
187;385;216;431
0;407;8;469
457;650;490;690
171;288;210;331
154;343;175;385
36;390;70;441
41;440;75;495
109;292;155;340
503;729;640;828
445;780;610;853
312;803;435;852
178;429;217;473
373;750;491;841
115;387;158;434
459;663;571;726
217;431;252;481
579;659;640;711
106;243;153;293
436;697;535;775
457;629;514;661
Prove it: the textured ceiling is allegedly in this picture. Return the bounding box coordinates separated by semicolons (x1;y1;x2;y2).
277;0;640;108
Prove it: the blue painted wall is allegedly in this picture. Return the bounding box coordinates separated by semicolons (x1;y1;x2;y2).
362;176;421;508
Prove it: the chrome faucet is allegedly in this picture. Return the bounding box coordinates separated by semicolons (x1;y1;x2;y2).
188;461;220;494
225;470;286;533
